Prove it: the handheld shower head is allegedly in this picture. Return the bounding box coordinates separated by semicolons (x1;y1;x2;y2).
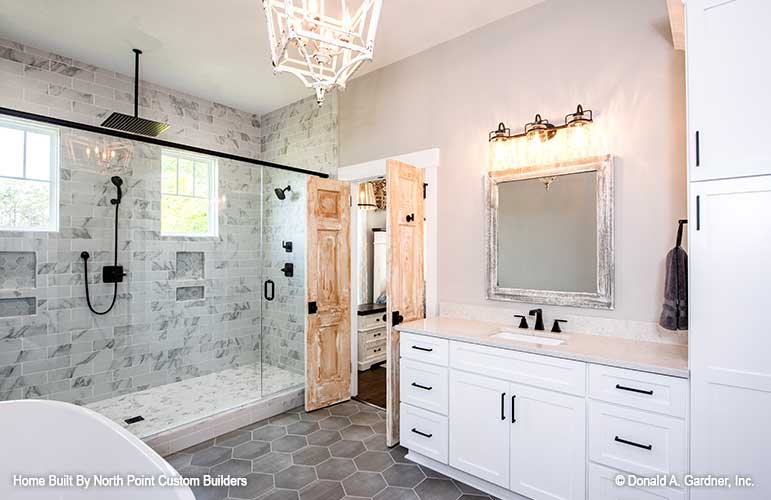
274;185;291;200
110;176;123;205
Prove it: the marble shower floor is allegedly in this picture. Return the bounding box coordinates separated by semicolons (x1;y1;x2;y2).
86;363;304;439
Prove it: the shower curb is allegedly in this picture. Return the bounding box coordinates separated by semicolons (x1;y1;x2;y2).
143;386;305;457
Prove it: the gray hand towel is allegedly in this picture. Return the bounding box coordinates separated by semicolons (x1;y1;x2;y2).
659;246;688;331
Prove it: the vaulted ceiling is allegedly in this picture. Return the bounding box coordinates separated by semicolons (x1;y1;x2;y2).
0;0;545;114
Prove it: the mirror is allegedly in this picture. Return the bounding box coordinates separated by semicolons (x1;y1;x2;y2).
486;155;614;309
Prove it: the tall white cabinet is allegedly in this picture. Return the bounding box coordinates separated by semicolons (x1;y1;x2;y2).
687;1;771;498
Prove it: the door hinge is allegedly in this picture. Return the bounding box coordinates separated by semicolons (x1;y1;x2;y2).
392;310;404;326
308;301;318;314
423;183;428;199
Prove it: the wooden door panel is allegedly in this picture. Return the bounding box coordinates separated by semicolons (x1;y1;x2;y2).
306;176;351;411
386;160;425;446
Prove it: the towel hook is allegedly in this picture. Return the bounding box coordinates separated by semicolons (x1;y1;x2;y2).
676;219;688;247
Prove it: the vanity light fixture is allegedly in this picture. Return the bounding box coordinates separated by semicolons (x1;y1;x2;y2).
489;122;511;142
262;0;383;106
524;114;557;142
488;104;594;144
565;104;593;127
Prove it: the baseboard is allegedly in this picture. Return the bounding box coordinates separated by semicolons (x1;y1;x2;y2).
145;387;304;456
405;451;529;500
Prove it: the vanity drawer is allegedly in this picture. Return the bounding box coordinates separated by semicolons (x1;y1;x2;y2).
588;463;686;500
362;339;386;360
588;401;686;478
359;313;386;331
450;340;586;396
400;358;448;415
589;365;688;418
400;403;448;464
359;327;386;344
400;332;449;366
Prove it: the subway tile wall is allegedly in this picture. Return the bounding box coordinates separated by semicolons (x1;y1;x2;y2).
0;37;340;404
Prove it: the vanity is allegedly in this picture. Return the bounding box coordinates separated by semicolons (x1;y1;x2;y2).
396;318;689;500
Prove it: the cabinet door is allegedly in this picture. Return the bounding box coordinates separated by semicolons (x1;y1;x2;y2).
509;383;586;500
690;177;771;499
448;370;509;488
688;0;771;180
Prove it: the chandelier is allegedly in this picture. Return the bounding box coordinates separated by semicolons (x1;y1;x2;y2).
262;0;383;105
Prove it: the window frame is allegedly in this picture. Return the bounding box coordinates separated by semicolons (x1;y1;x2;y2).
0;117;60;233
160;148;219;238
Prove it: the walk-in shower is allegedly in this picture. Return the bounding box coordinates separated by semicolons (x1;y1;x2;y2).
0;114;312;444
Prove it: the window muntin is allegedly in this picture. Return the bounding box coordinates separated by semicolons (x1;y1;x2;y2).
0;118;59;232
161;150;218;237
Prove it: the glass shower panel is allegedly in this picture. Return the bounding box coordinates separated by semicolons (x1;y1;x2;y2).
260;166;307;397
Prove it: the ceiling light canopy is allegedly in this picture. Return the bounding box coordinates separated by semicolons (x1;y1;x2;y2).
262;0;383;105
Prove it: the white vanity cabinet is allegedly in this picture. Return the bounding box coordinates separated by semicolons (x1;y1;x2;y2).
399;331;689;500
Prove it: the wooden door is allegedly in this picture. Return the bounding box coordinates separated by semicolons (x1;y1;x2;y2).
688;0;771;181
690;176;771;499
386;159;425;446
448;370;510;488
305;176;351;411
509;382;586;500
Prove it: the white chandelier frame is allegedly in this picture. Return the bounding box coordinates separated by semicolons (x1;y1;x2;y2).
262;0;382;104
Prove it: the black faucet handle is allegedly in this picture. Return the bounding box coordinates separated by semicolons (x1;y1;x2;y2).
513;314;529;329
551;319;567;333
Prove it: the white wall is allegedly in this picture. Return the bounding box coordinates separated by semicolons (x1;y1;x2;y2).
339;0;686;325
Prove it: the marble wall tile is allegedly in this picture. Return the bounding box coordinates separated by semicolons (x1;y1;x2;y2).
0;297;36;317
176;285;205;301
175;252;205;280
0;251;36;289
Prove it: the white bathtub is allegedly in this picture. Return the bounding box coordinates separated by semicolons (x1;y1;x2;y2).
0;400;195;500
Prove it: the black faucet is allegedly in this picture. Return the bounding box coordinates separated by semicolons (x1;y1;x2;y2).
529;309;545;331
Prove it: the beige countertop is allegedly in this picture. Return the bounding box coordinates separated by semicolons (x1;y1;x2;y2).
396;316;689;378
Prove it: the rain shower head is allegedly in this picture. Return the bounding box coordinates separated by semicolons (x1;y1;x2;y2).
274;185;291;200
101;49;170;137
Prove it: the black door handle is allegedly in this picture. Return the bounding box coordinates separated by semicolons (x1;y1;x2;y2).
264;279;275;301
615;384;654;396
406;213;415;222
614;436;652;451
501;393;506;420
411;382;432;391
411;428;432;438
511;395;516;423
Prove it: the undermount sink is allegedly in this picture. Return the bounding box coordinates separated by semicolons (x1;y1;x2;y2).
491;330;565;346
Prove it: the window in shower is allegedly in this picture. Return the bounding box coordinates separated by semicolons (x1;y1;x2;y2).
161;149;218;237
0;117;59;232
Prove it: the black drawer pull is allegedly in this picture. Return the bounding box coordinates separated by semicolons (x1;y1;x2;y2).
501;392;506;421
615;436;652;451
615;384;654;396
511;395;516;423
411;345;433;352
411;428;432;438
411;382;433;391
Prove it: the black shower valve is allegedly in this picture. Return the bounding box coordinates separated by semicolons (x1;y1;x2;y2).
282;241;293;253
281;263;294;277
103;265;126;283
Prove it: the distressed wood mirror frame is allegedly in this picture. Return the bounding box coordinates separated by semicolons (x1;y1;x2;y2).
486;154;615;309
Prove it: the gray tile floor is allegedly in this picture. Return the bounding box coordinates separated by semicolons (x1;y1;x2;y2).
168;400;496;500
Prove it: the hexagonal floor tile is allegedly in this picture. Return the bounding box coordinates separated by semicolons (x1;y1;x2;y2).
315;458;356;480
318;416;351;431
329;440;366;458
292;446;331;466
211;458;252;478
414;478;461;500
382;464;425;488
252;425;287;441
341;471;387;497
389;446;410;464
287;420;320;436
256;490;299;500
340;425;374;441
270;413;300;426
300;408;330;421
299;480;345;500
354;451;394;472
233;440;271;460
191;446;232;467
271;435;308;453
229;473;274;500
215;430;252;448
329;402;360;416
374;486;421;500
371;420;387;434
252;452;292;474
307;429;341;447
457;496;492;500
275;465;317;490
363;434;388;451
349;411;382;426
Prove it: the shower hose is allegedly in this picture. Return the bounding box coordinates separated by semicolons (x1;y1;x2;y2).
81;192;121;315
